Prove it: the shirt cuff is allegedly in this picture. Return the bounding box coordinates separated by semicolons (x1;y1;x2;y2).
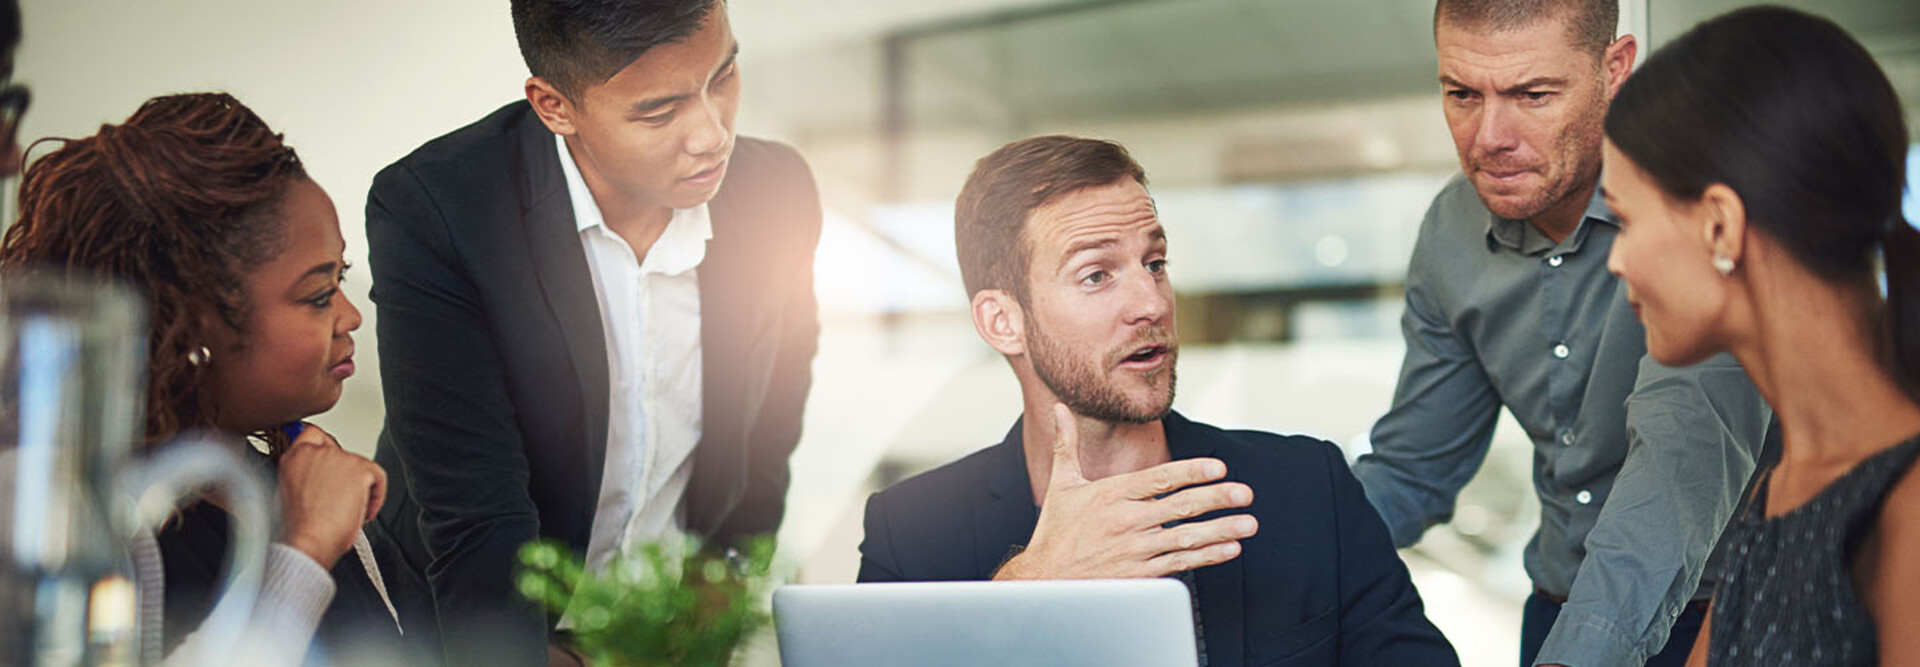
1534;608;1642;667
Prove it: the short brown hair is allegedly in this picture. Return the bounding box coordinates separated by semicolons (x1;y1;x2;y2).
954;136;1147;302
1435;0;1617;57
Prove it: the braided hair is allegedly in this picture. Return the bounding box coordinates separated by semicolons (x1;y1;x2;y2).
1;92;305;450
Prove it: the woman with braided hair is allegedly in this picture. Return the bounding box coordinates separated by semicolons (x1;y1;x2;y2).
0;92;426;665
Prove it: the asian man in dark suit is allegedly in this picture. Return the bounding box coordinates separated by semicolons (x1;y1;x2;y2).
857;136;1456;667
364;2;820;665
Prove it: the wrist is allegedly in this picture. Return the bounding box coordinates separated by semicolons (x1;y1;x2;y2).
281;533;342;570
992;549;1038;581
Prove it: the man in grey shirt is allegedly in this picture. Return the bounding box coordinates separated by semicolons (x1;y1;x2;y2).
1351;1;1772;666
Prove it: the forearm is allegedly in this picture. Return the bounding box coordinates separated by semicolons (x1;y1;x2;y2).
1536;355;1766;666
428;515;549;666
166;543;336;667
1355;273;1503;547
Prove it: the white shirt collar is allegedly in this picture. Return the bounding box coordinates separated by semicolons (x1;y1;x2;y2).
555;134;713;276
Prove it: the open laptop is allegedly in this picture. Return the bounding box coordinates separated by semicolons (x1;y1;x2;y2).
773;579;1199;667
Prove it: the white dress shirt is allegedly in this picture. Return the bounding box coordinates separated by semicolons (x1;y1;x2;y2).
554;135;708;575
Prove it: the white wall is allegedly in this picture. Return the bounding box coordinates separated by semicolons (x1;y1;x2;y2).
14;1;540;453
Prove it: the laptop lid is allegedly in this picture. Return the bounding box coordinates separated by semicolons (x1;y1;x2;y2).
773;579;1199;667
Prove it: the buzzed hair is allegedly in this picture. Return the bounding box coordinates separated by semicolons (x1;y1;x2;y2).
1435;0;1618;57
954;136;1147;304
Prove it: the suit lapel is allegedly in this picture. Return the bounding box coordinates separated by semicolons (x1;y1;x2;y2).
1167;412;1245;666
514;119;611;509
977;419;1041;577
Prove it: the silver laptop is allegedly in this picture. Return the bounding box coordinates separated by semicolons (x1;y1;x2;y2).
773;579;1199;667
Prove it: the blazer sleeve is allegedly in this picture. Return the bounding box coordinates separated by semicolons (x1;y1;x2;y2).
855;492;907;583
1325;442;1461;666
366;163;548;667
712;143;823;544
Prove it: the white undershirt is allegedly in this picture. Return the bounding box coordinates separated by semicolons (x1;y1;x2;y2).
554;134;707;578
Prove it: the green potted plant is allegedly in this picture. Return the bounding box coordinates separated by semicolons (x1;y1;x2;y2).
517;535;779;667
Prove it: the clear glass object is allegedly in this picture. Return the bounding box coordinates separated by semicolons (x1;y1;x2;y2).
0;273;269;666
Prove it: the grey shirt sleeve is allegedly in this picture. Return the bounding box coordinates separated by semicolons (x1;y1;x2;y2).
1534;353;1768;666
1353;205;1505;548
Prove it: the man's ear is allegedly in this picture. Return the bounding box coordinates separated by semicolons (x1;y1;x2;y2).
1602;33;1638;99
525;76;579;136
972;289;1026;357
1700;183;1749;268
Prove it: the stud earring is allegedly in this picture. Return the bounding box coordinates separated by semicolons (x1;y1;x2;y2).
187;345;211;366
1711;254;1736;276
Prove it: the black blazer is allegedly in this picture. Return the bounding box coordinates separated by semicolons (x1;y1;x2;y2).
858;412;1458;667
365;101;820;666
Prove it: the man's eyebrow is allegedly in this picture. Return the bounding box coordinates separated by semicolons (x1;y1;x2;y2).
626;44;742;116
1438;76;1569;94
1056;238;1119;272
628;93;686;116
1500;77;1569;95
713;43;739;80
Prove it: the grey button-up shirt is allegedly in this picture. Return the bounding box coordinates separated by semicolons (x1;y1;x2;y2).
1353;175;1772;666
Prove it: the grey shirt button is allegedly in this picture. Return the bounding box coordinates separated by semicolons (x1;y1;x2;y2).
1553;344;1571;359
1559;430;1576;446
1548;255;1565;267
1576;490;1594;504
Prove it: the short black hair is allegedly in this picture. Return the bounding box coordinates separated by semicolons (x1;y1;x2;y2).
1435;0;1617;58
955;136;1148;303
510;0;718;100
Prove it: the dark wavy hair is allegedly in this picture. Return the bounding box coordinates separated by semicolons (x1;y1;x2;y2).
1606;6;1915;397
0;92;306;448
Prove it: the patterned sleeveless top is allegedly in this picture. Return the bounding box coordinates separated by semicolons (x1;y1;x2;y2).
1706;434;1920;665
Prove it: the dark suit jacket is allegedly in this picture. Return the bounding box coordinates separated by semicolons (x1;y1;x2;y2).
365;101;820;666
858;411;1458;667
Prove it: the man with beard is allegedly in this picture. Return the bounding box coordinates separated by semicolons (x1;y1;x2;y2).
857;136;1457;666
1350;1;1772;666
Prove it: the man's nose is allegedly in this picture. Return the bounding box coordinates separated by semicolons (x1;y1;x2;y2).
1474;102;1521;156
1124;272;1172;325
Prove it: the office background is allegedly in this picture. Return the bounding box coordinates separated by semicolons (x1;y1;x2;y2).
12;0;1919;664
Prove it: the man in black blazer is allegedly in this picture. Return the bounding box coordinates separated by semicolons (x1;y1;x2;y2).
364;2;819;665
858;136;1456;666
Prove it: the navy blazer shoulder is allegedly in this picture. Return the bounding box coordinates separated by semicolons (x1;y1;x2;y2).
859;411;1458;667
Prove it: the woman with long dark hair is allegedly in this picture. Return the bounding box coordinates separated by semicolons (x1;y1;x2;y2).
1601;6;1919;665
0;92;418;665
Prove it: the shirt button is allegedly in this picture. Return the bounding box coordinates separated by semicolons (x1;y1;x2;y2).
1548;255;1565;267
1576;490;1593;504
1559;430;1576;446
1553;344;1571;359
